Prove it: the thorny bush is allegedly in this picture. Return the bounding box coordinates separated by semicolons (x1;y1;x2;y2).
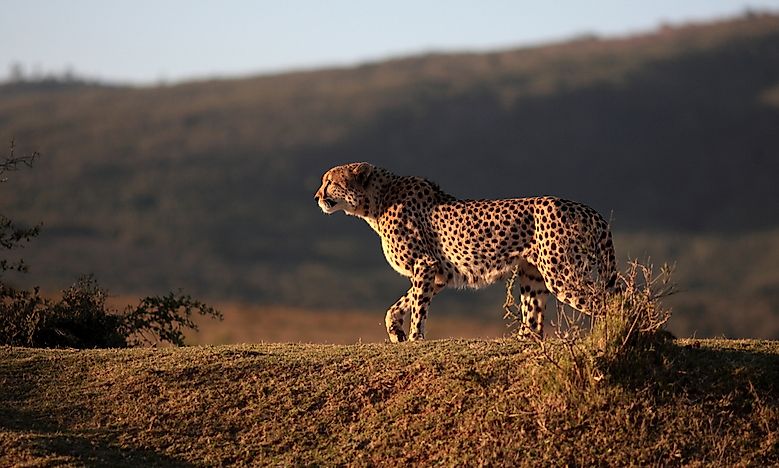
504;260;676;391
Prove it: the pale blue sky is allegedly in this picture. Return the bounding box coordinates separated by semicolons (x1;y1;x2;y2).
2;0;778;84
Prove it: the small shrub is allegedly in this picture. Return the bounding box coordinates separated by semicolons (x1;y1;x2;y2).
123;291;222;347
0;284;48;346
504;260;676;392
0;275;222;349
32;276;127;348
589;261;675;359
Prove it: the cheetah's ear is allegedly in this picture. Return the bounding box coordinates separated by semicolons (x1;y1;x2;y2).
352;162;373;187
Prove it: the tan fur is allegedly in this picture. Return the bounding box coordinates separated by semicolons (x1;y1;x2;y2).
315;163;616;342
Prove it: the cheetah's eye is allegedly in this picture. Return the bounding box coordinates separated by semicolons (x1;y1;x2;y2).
327;182;346;194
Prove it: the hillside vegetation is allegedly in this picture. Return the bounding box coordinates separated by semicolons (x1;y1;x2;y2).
1;14;779;338
1;339;777;466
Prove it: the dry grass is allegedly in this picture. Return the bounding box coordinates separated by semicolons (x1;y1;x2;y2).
1;338;777;466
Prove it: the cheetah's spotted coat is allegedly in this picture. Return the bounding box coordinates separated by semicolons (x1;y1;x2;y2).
315;163;617;342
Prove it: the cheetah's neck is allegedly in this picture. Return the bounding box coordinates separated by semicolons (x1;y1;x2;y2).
356;167;396;226
356;167;456;232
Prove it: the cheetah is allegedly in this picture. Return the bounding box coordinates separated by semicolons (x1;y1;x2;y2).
314;162;617;342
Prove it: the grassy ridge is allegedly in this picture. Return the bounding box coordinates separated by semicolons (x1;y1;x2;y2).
2;339;777;466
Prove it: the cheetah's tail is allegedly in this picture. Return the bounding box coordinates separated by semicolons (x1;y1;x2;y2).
599;229;619;292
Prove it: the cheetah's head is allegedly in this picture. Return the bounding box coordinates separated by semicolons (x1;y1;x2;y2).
314;162;374;216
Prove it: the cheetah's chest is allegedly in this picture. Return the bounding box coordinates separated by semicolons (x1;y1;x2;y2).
375;217;422;278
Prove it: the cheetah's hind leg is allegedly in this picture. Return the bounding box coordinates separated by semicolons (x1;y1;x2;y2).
517;262;548;339
505;259;548;339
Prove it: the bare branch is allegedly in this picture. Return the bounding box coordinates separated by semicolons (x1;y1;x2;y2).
1;138;39;181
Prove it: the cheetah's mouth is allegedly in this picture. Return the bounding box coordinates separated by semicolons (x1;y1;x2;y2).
323;198;337;209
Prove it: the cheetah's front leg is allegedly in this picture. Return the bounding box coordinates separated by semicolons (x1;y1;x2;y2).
385;293;411;343
408;258;440;342
385;258;441;343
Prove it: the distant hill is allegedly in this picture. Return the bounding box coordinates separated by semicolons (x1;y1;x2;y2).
2;13;779;338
